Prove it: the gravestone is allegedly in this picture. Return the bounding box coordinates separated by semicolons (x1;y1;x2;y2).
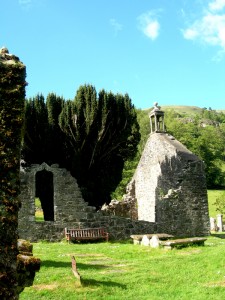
210;217;218;231
141;235;150;246
217;214;223;232
149;235;160;248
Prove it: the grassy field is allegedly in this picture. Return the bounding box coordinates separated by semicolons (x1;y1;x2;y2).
20;237;225;300
19;189;225;299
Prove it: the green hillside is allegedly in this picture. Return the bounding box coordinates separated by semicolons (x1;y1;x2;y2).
161;105;203;115
144;105;225;115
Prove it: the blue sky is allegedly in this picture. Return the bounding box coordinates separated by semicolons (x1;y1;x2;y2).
1;0;225;109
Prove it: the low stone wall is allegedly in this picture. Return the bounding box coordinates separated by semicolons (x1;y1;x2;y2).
19;210;157;242
18;163;156;241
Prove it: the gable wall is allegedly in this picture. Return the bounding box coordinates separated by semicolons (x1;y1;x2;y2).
133;133;210;236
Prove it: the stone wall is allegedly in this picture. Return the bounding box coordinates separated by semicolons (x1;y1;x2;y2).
133;133;210;237
18;132;210;241
18;163;156;241
101;179;138;220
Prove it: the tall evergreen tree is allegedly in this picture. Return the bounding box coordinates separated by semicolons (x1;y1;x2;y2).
21;94;48;164
46;93;65;165
22;86;140;207
59;85;140;207
22;93;65;166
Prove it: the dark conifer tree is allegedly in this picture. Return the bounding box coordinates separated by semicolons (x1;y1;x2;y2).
59;85;140;207
46;93;65;165
22;85;140;207
22;93;65;166
22;94;48;164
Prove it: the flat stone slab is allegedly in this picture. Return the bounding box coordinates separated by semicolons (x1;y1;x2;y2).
161;237;207;250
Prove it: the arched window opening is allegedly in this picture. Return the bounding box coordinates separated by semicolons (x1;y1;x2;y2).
35;170;54;221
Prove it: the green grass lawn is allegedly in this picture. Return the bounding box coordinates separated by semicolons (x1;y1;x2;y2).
208;189;225;218
20;237;225;300
35;198;44;222
19;189;225;299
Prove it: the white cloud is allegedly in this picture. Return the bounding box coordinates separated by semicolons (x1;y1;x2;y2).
182;1;225;59
110;19;123;36
184;13;225;47
138;11;160;40
183;28;199;40
144;21;160;40
209;0;225;12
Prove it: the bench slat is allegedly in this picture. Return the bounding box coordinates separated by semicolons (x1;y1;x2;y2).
65;227;109;243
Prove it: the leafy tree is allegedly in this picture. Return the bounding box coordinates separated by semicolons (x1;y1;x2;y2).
165;110;225;188
214;191;225;214
195;126;225;188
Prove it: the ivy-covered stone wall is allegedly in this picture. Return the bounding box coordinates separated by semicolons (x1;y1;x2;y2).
0;47;26;299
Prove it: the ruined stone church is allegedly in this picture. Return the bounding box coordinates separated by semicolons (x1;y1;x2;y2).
18;103;210;241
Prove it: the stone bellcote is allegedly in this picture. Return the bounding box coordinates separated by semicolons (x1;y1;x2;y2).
149;102;165;133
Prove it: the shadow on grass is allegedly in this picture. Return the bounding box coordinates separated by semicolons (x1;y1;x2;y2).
81;278;126;289
41;260;71;268
41;260;112;271
69;239;132;245
211;233;225;239
40;260;127;289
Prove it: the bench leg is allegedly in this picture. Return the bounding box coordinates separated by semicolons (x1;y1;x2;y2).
68;235;71;244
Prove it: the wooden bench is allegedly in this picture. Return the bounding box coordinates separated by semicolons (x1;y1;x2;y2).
130;233;174;245
65;227;109;243
161;237;207;250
